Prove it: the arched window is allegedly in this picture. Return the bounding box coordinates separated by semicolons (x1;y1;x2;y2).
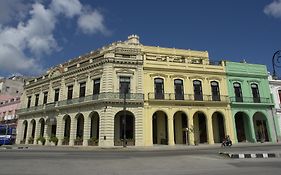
154;78;164;99
211;81;220;101
174;79;184;100
193;80;203;101
233;82;243;102
251;83;260;103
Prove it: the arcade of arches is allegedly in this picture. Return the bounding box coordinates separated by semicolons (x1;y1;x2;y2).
150;110;229;146
18;110;137;146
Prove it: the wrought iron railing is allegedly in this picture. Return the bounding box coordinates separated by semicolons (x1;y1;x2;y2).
229;97;271;104
17;92;143;114
148;93;228;102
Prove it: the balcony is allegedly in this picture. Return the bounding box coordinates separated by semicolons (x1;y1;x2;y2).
17;93;144;115
147;93;229;103
229;97;271;104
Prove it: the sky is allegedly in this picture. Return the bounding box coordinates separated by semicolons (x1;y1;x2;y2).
0;0;281;77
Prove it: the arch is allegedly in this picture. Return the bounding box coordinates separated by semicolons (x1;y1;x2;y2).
211;81;220;101
193;111;207;144
152;110;168;145
234;112;252;142
75;113;84;145
114;110;135;146
46;117;57;139
63;115;71;145
193;80;203;101
253;112;269;142
22;120;28;143
212;112;225;143
30;119;36;143
173;111;188;144
154;77;164;99
89;111;100;146
38;118;45;137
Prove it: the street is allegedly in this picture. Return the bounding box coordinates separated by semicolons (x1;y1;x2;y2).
0;144;281;175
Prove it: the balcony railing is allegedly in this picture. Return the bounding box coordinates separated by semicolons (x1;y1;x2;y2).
17;92;143;114
229;97;271;104
148;93;228;102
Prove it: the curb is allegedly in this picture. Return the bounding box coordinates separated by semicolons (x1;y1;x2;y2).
219;152;281;159
0;146;29;150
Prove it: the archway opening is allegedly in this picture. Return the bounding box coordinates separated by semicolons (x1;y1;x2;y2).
89;111;99;146
253;112;269;142
114;110;135;146
193;112;207;144
212;112;225;143
235;112;251;142
46;117;57;139
152;111;168;145
75;113;84;145
38;118;45;137
22;120;28;143
63;115;71;145
30;120;36;144
173;111;188;144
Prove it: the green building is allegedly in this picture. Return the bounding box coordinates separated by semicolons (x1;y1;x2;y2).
225;61;277;143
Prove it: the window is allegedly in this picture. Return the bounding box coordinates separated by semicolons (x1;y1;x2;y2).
67;85;73;100
154;78;164;99
233;82;243;102
119;77;130;98
193;80;203;101
43;92;48;104
174;79;184;100
35;94;39;106
79;82;86;98
251;83;260;103
27;96;31;108
93;78;100;95
211;81;220;101
54;89;59;102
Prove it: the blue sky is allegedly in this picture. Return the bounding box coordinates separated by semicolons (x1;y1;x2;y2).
0;0;281;77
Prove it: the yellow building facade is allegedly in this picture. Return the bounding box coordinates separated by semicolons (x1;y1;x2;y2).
142;46;235;146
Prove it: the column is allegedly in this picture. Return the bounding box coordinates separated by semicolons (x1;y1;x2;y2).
83;113;90;146
34;119;41;144
25;120;32;144
69;115;76;146
248;116;257;143
188;116;194;145
56;115;64;146
207;117;214;144
15;120;23;144
43;122;48;145
167;115;175;146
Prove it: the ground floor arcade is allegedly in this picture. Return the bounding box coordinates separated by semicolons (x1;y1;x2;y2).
232;107;278;143
16;105;144;147
143;105;235;146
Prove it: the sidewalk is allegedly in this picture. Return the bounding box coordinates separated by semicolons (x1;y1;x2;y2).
1;142;281;152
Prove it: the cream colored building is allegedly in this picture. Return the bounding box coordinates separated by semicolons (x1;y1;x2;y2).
16;35;234;147
16;35;144;147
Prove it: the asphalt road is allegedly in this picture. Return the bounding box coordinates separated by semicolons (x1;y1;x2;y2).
0;144;280;175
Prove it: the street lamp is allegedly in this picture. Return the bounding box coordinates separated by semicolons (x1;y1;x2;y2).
272;50;281;79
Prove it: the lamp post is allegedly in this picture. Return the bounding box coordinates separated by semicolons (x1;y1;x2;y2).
272;50;281;79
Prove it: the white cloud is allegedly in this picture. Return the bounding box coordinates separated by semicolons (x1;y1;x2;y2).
264;0;281;18
78;10;109;35
50;0;82;18
0;0;109;75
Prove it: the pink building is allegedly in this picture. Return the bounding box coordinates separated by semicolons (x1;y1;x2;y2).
0;95;21;124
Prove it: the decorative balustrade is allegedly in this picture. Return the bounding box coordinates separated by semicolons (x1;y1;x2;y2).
229;97;271;104
17;93;143;114
147;93;228;102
